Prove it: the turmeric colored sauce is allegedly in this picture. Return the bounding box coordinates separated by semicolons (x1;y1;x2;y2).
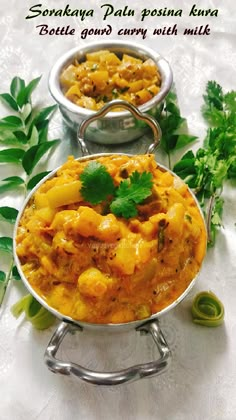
16;155;207;324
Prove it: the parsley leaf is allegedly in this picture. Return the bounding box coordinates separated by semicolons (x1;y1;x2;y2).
80;161;115;205
110;171;153;218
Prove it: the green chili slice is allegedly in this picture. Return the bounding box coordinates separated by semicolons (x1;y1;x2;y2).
11;294;56;330
191;291;224;327
157;219;168;252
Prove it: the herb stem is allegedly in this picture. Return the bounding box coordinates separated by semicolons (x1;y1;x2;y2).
167;152;172;170
0;258;14;307
206;193;216;244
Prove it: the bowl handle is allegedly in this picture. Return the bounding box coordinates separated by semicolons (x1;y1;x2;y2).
77;99;162;156
44;319;171;386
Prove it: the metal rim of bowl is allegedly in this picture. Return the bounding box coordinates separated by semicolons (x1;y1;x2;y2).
48;40;173;121
13;152;207;332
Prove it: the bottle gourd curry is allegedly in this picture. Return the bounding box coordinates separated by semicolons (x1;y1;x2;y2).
16;154;207;324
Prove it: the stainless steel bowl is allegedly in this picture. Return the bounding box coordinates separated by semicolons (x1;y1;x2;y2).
48;40;173;145
13;105;207;386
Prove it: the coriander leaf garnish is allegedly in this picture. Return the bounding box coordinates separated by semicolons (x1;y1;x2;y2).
80;161;115;205
110;171;153;218
80;163;153;218
110;197;138;218
116;171;153;204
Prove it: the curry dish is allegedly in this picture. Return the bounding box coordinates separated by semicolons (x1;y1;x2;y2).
60;49;161;110
16;154;206;324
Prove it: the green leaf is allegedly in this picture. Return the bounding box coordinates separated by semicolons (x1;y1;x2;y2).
202;107;225;127
212;160;229;189
224;91;236;113
33;105;57;126
27;171;51;190
0;136;20;146
110;171;153;218
0;271;6;282
173;156;196;174
12;266;21;281
0;206;18;223
211;197;224;226
228;159;236;179
0;176;25;194
28;125;39;146
22;103;32;123
13;130;28;143
80;161;116;205
110;197;138;218
38;122;49;143
0;115;23;129
204;81;224;111
165;101;180;116
175;134;198;149
117;171;153;204
0;237;13;253
10;77;25;99
162;134;178;151
0;93;19;111
22;139;59;175
16;76;41;107
0;148;25;163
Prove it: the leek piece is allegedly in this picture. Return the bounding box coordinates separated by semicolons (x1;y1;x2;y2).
191;291;224;327
11;294;55;330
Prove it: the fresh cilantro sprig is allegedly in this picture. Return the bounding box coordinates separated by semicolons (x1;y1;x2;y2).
80;161;115;205
174;81;236;245
153;90;197;168
110;171;153;218
80;161;153;218
0;76;60;307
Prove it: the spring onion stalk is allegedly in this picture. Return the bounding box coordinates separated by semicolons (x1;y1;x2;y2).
11;294;56;330
191;291;224;327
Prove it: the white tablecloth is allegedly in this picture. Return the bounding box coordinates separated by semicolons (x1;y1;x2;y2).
0;1;236;419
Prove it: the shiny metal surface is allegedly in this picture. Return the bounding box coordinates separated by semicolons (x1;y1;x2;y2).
48;40;173;144
77;99;162;156
44;320;171;385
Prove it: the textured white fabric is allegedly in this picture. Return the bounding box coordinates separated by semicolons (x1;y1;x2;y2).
0;1;236;419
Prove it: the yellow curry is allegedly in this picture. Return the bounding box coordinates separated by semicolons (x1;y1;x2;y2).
16;155;206;324
60;50;161;110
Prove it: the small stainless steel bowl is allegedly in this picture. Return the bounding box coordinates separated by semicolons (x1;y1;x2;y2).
48;40;173;145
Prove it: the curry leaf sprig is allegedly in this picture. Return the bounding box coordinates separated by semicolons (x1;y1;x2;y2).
0;75;60;307
174;81;236;245
0;76;59;178
80;161;153;218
